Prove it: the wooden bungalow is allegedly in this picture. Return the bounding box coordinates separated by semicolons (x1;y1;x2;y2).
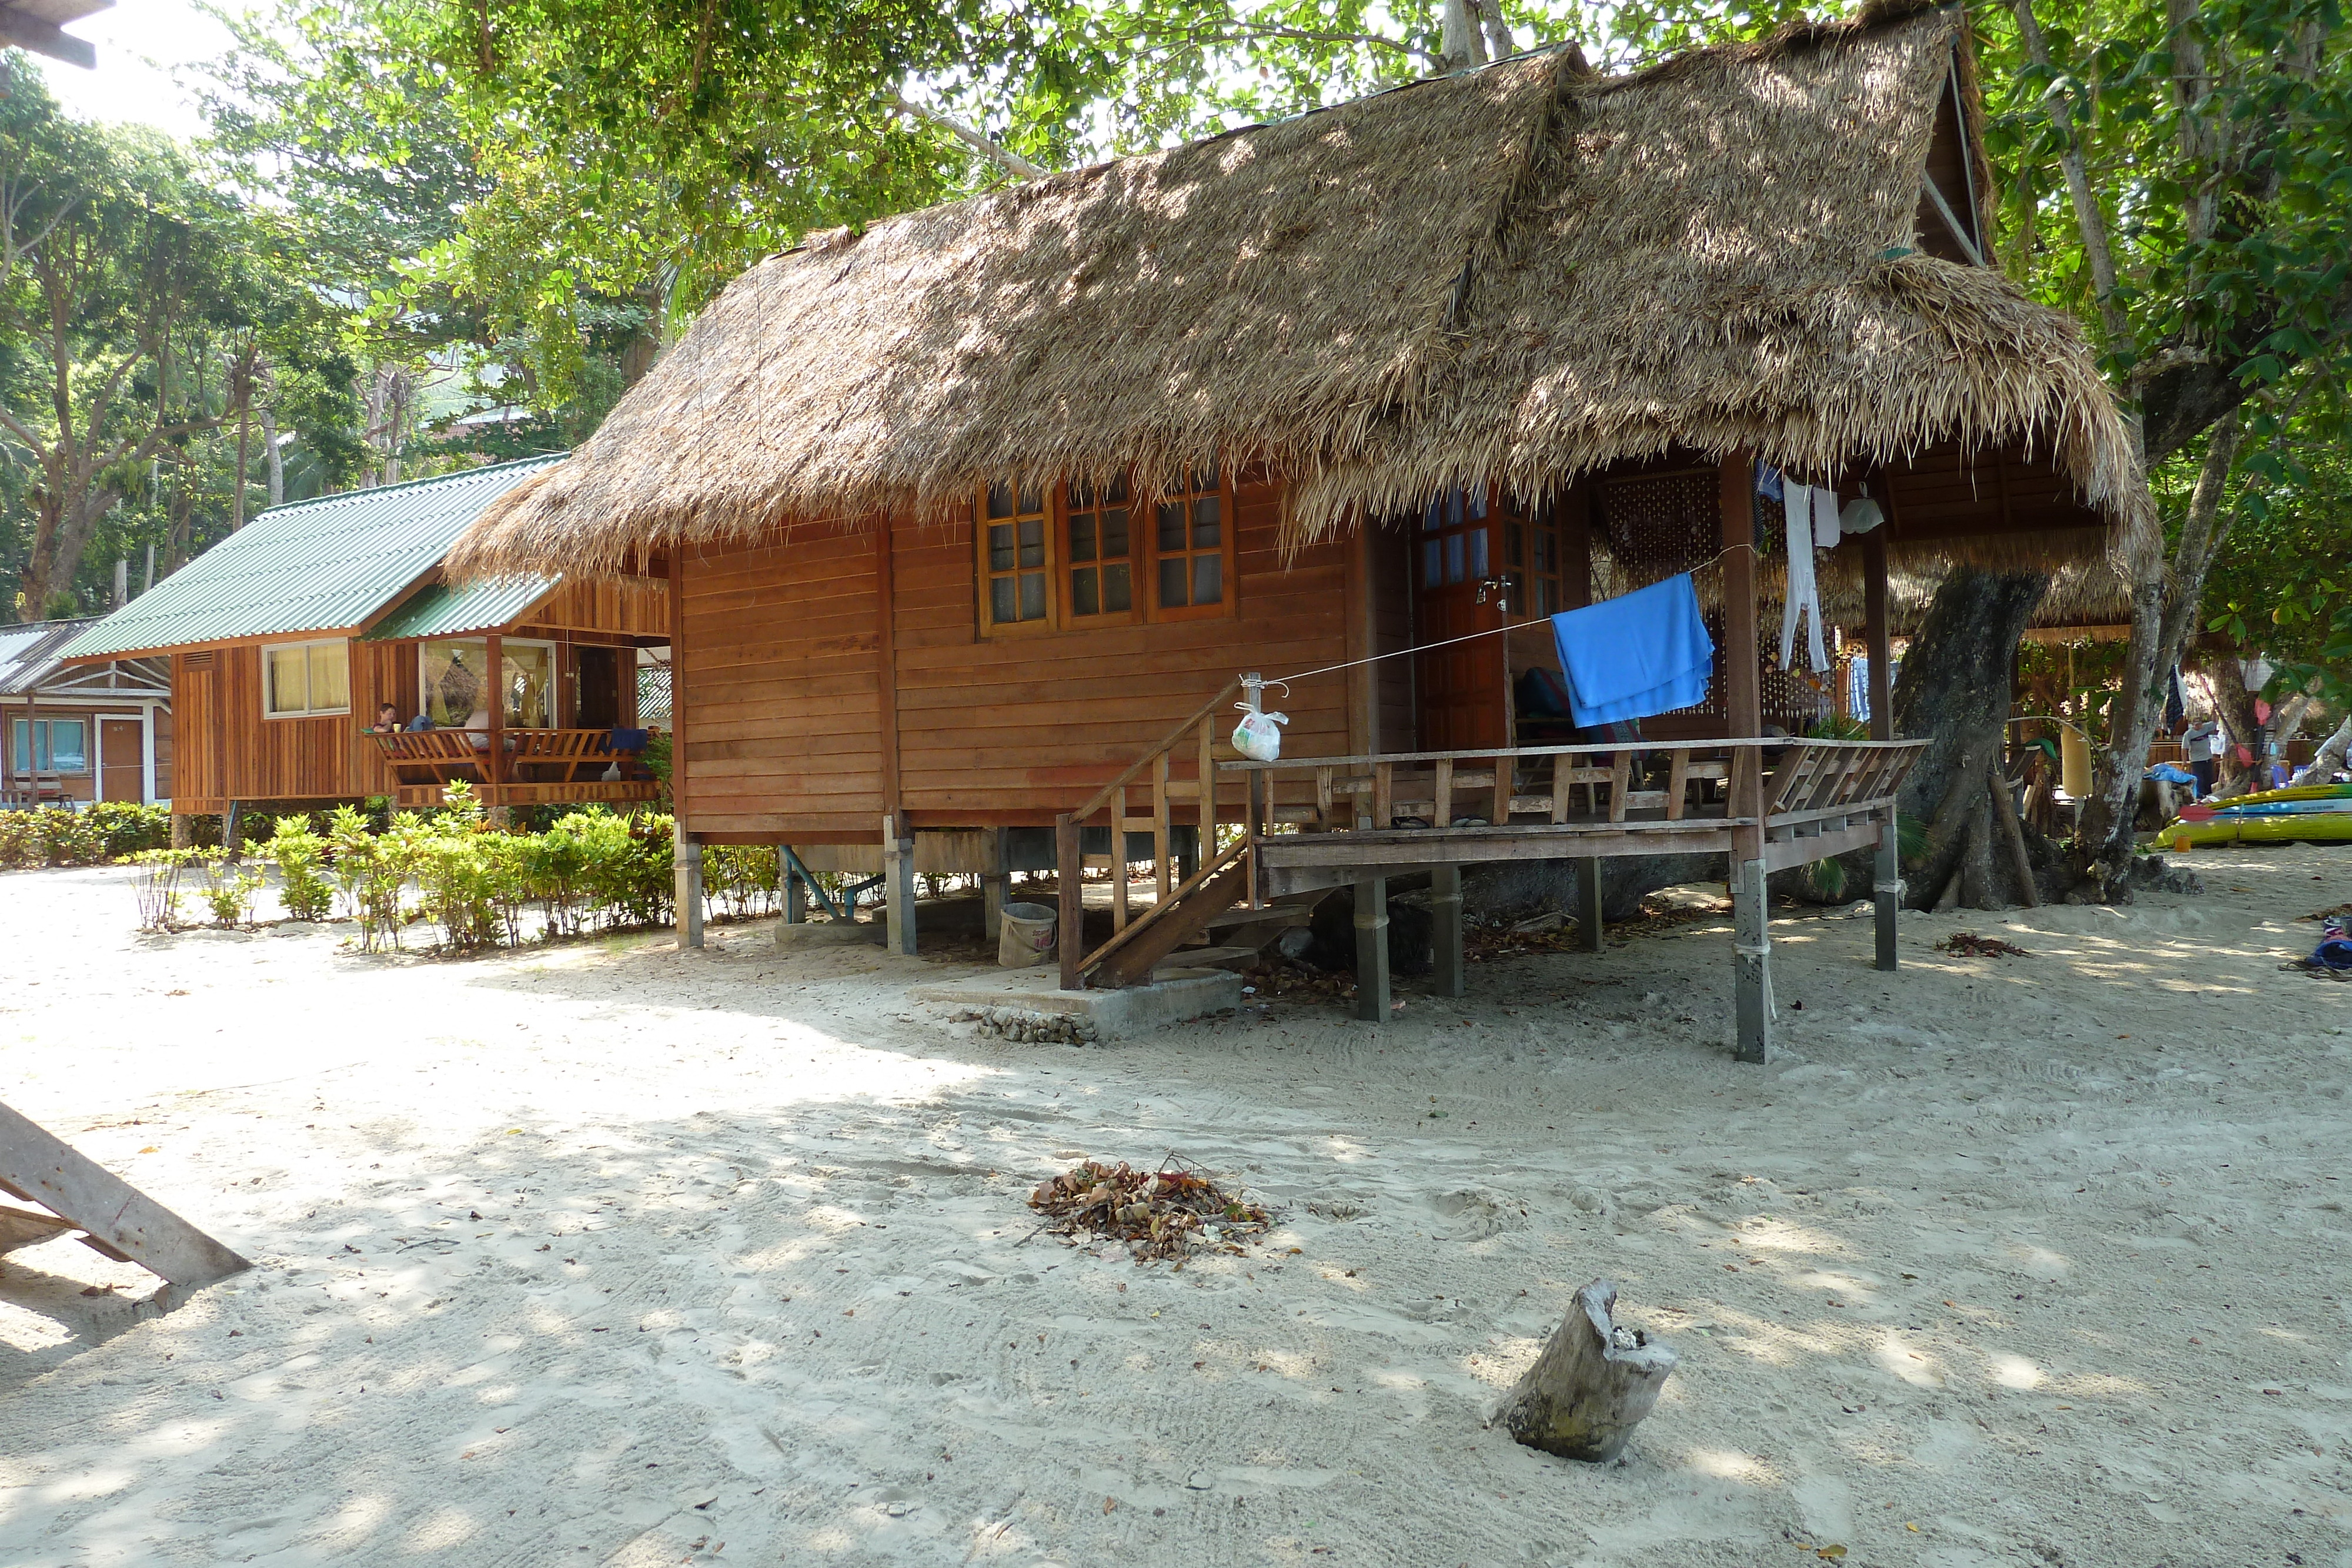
0;617;171;806
61;457;670;821
451;1;2144;1060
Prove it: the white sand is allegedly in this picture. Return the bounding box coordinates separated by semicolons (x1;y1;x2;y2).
0;846;2348;1567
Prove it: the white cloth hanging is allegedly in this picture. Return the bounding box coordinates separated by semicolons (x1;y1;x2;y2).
1779;483;1830;675
1812;485;1842;548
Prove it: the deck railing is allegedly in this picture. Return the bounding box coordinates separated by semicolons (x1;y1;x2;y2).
1220;736;1926;836
370;727;660;807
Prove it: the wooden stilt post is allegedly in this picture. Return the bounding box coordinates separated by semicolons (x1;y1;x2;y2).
883;813;917;956
1720;454;1771;1063
1864;526;1899;971
1354;874;1390;1021
982;827;1007;944
779;842;805;927
1055;814;1084;990
674;827;704;948
1577;856;1604;952
1431;862;1465;998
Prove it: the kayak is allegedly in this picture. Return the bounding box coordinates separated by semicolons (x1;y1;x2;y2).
2161;783;2352;850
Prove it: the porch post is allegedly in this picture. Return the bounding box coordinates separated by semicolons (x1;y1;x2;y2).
1577;857;1604;953
1864;527;1899;972
674;826;705;948
1720;454;1771;1063
1353;874;1391;1021
484;630;508;827
1431;863;1465;998
883;813;917;956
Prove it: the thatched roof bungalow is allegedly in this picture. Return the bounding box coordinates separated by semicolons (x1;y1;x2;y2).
450;0;2141;1058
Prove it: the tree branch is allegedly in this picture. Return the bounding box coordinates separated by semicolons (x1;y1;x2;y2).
890;93;1046;181
2010;0;2132;350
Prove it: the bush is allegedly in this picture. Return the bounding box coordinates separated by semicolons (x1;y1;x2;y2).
265;817;336;922
0;802;171;868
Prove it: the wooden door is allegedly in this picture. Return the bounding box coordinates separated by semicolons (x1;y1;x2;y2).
1413;489;1509;750
574;645;621;729
100;718;143;803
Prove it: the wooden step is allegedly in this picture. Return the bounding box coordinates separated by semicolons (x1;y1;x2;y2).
1154;945;1260;974
1199;901;1313;932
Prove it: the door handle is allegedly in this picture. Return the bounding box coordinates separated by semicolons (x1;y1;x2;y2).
1474;575;1511;607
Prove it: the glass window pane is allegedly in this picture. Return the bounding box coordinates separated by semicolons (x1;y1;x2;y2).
1447;490;1464;528
1106;476;1129;504
1445;533;1465;584
1190;496;1220;548
1534;530;1553;573
1157;502;1185;554
309;643;350;713
1507;524;1524;567
1159;557;1188;609
1468;527;1489;579
1192;465;1218;491
1069;482;1094;509
502;643;551;728
422;640;489;727
1103;562;1131;613
1072;567;1099;617
1422;499;1443;532
49;720;85;773
10;719;25;774
1469;489;1488;520
1192;554;1222;606
988;523;1015;572
1069;512;1097;564
266;646;308;714
1018;572;1045;621
1018;516;1044;568
1421;539;1440;584
1018;486;1043;516
1101;508;1128;559
990;576;1017;624
986;483;1014;519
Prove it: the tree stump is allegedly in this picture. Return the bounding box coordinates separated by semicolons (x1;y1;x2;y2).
1499;1279;1677;1462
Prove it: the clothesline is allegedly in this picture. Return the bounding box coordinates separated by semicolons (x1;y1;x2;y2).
1256;541;1756;691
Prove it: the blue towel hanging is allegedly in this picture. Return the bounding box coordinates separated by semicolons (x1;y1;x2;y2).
1548;574;1716;728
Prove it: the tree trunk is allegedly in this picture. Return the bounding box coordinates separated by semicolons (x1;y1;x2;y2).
2293;717;2350;785
1499;1280;1677;1463
1891;567;2050;907
1439;0;1485;68
262;406;284;507
232;403;250;532
2074;416;2243;888
2199;646;2264;795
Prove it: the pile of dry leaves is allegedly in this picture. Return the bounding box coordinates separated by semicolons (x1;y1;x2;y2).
1028;1157;1272;1261
1937;931;2032;958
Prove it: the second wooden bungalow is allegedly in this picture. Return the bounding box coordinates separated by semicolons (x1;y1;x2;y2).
62;457;669;824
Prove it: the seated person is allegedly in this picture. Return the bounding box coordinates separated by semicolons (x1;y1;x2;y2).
368;702;400;734
403;711;434;731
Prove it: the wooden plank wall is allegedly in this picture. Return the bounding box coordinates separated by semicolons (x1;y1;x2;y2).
677;527;885;840
890;474;1352;826
675;474;1358;841
526;577;669;637
169;644;357;809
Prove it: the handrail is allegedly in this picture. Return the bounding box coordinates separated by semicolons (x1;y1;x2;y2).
1071;676;1241;820
1220;736;1922;771
1071;833;1250;980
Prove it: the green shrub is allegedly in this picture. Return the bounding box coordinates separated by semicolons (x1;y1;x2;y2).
707;844;779;920
193;850;262;927
128;847;202;931
265;817;336;922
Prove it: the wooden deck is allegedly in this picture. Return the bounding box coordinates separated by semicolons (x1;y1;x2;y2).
372;729;662;810
1225;737;1923;895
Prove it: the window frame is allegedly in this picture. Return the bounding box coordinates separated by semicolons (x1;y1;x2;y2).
416;636;560;728
1502;495;1565;621
1144;468;1240;624
260;637;352;720
12;717;89;775
973;483;1058;639
1059;477;1142;630
972;472;1241;640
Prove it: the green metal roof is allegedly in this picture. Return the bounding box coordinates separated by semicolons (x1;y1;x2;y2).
360;577;556;642
59;455;566;661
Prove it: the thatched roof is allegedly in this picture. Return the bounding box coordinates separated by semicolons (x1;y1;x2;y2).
452;0;2146;579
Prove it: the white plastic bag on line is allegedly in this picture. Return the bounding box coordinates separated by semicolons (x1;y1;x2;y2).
1232;707;1289;762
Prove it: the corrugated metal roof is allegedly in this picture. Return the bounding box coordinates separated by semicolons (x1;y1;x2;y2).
0;617;99;693
362;576;556;641
59;456;567;661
